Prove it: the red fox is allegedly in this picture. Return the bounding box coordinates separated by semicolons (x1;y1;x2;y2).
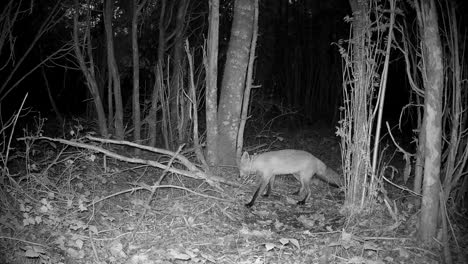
240;149;342;207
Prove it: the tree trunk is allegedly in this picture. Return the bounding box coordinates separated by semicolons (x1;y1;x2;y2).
415;0;443;243
104;0;124;139
237;0;258;163
347;0;369;208
171;0;189;147
107;57;113;129
217;0;254;166
149;0;167;147
413;117;425;195
72;0;108;137
132;0;142;146
205;0;219;166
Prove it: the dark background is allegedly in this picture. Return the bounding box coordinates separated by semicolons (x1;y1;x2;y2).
2;0;466;132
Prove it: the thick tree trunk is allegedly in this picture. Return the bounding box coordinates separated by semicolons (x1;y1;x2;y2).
415;0;443;243
217;0;254;166
205;0;219;166
104;0;124;139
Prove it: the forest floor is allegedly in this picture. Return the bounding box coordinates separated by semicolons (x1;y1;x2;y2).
0;119;466;263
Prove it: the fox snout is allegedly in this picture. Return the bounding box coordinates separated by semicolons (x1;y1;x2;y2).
238;162;251;178
239;152;253;178
238;167;246;178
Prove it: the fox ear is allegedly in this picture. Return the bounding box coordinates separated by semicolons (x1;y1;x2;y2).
241;151;250;162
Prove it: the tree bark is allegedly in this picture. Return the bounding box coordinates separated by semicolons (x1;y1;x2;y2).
104;0;124;139
149;0;167;147
414;118;425;195
217;0;254;166
132;0;143;146
205;0;219;166
171;0;189;147
415;0;443;243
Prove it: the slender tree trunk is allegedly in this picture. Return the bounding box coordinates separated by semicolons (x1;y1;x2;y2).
402;26;425;194
104;0;124;139
149;0;167;147
347;0;369;208
107;53;114;129
443;2;461;194
237;0;258;163
217;0;254;166
185;40;209;169
132;0;142;146
415;0;443;243
205;0;219;166
170;0;189;147
72;0;108;137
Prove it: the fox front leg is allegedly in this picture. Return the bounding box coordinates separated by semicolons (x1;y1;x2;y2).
245;185;261;208
246;173;272;207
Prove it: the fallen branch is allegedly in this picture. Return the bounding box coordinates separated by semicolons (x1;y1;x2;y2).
16;136;242;188
86;135;200;172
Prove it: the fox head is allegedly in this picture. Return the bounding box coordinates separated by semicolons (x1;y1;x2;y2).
239;151;253;178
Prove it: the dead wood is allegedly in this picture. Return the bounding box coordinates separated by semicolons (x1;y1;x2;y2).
17;136;242;189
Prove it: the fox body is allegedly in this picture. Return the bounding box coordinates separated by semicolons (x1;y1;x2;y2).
240;149;342;207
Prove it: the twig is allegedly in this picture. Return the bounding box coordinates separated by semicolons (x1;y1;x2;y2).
382;175;421;196
88;230;100;263
360;236;406;240
382;194;398;222
243;143;267;153
385;122;414;157
404;246;439;258
2;94;28;187
0;236;48;248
